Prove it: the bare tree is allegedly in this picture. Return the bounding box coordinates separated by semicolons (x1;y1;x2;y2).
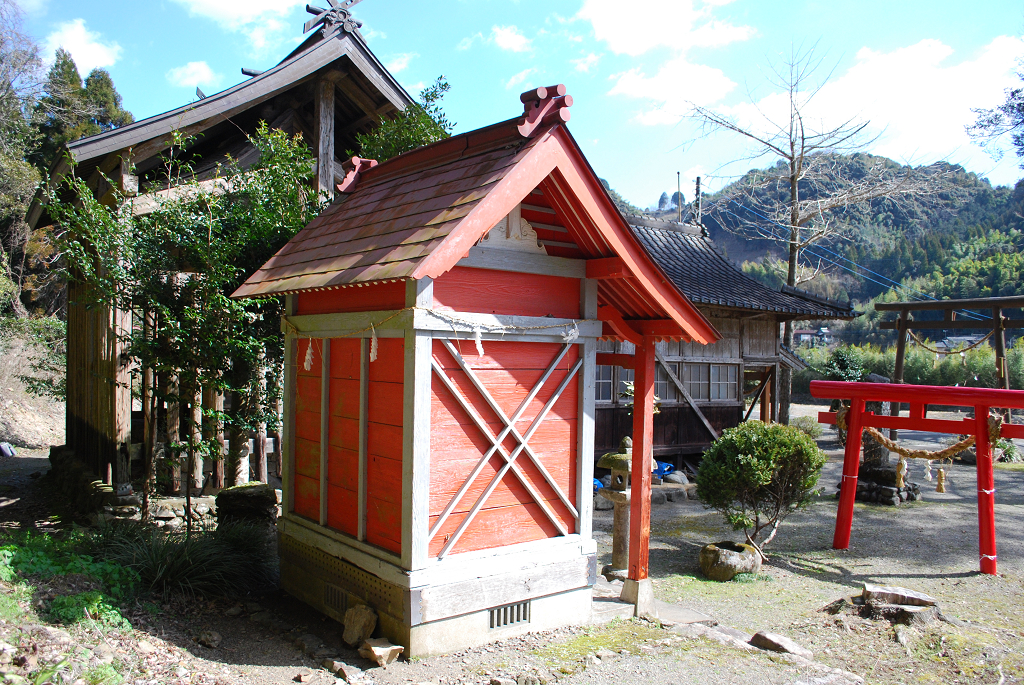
688;48;945;424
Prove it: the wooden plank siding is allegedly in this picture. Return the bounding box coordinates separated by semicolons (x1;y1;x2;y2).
432;267;581;319
297;281;407;314
428;339;578;557
287;332;404;555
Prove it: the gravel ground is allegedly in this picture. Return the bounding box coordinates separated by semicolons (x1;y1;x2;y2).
4;405;1024;685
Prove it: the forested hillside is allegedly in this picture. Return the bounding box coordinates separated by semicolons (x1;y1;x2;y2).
641;153;1024;340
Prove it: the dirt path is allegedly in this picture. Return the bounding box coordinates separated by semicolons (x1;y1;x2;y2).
4;415;1024;684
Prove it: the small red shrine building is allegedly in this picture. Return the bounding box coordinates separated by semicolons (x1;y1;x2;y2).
234;86;719;655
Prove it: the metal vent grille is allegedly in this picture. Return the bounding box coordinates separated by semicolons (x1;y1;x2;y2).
489;600;531;629
324;583;347;614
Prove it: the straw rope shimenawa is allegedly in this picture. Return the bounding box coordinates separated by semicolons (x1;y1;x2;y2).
909;329;994;356
280;307;594;370
836;406;1004;490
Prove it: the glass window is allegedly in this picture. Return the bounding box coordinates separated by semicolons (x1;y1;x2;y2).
595;365;614;402
618;367;635;400
655;362;678;402
683;363;709;401
710;364;738;400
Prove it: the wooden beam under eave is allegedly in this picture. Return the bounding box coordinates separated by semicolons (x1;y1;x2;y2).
630;319;688;339
330;69;389;119
597;305;641;346
314;78;336;200
596;353;634;369
586;257;629;279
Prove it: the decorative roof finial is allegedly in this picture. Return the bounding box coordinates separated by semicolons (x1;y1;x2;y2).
304;0;365;37
517;84;572;138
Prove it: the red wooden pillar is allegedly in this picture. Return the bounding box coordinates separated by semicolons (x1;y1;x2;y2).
628;335;655;581
976;405;998;575
833;398;865;550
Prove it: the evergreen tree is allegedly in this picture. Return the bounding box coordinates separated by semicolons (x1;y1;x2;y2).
353;76;452;162
658;192;669;210
29;48;133;172
671;190;685;207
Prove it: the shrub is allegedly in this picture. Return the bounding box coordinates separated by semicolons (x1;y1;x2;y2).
48;591;130;629
0;532;138;599
696;421;827;552
790;416;823;439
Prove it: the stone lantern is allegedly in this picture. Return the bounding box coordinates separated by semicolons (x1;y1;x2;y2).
596;437;634;581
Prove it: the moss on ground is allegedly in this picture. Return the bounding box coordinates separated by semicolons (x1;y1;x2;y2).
532;620;666;672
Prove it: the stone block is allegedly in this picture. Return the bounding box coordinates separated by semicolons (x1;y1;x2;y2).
343;604;378;647
862;583;936;607
749;631;813;659
698;541;762;581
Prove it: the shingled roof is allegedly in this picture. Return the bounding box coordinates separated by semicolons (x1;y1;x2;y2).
627;215;856;320
234;86;721;344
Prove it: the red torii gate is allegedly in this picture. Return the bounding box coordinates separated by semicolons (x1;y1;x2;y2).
811;380;1024;575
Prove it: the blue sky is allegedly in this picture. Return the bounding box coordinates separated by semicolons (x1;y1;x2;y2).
17;0;1024;207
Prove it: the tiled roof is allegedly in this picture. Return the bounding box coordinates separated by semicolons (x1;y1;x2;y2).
627;215;856;320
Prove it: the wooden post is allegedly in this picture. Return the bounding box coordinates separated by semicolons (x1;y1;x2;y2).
192;388;203;492
628;335;655;581
976;404;998;575
759;373;772;423
254;352;269;483
833;398;865;550
993;308;1010;422
203;387;225;489
315;77;336;201
141;311;156;521
165;374;182;494
890;309;909;440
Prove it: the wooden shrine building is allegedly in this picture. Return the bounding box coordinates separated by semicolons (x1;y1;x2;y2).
232;86;719;655
26;8;412;479
593;215;855;462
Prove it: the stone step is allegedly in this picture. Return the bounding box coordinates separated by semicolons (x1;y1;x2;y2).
591;598;635;624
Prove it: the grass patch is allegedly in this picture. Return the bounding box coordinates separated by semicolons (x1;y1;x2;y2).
534;620;666;672
993;462;1024;471
95;520;277;597
82;663;123;685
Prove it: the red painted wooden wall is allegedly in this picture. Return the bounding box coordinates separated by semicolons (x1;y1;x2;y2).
429;339;579;557
296;281;406;315
433;267;581;319
364;337;404;554
293;337;324;521
292;334;405;556
326;338;360;536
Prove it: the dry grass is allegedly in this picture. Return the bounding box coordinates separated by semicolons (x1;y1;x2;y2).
0;331;64;448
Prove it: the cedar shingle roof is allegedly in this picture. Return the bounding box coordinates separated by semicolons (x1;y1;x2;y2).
233;118;538;295
627;215;856;320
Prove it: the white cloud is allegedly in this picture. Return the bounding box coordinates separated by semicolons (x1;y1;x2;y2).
362;28;386;42
577;0;753;57
13;0;48;13
572;53;600;73
716;37;1024;180
166;61;222;89
608;55;737;124
43;19;121;73
491;25;532;53
385;53;418;74
170;0;304;27
457;32;483;51
505;68;536;91
169;0;305;54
